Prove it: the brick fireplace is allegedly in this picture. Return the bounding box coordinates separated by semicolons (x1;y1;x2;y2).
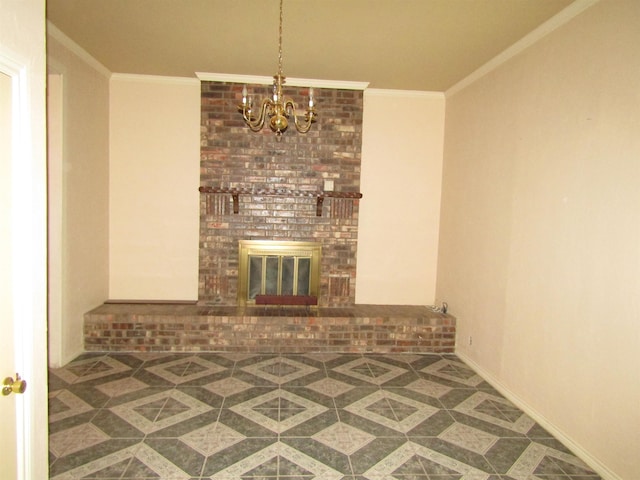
198;81;364;306
82;81;456;354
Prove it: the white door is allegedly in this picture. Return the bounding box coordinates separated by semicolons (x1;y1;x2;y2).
0;68;19;480
0;6;49;477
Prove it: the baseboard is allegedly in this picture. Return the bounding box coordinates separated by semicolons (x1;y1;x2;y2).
456;351;621;480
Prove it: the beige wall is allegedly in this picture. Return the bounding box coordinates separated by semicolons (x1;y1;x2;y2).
107;80;444;305
47;29;110;366
357;89;445;304
437;1;640;479
109;75;200;300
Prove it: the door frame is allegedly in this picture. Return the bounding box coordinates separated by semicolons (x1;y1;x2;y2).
0;44;49;480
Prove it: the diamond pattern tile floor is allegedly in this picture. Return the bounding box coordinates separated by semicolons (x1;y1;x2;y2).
48;353;602;479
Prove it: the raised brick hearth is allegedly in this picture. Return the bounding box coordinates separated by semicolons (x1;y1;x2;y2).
84;304;456;354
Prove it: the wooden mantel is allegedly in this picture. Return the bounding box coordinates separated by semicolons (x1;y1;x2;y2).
199;186;363;217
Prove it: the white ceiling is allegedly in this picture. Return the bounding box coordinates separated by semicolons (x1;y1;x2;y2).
47;0;575;91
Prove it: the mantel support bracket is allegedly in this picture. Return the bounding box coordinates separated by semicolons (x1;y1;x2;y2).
231;193;240;214
316;196;325;217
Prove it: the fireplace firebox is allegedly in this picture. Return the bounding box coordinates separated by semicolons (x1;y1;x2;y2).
237;240;321;306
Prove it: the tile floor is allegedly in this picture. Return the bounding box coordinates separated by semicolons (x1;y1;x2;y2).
48;352;602;479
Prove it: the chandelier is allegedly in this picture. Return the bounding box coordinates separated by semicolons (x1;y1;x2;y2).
238;0;316;139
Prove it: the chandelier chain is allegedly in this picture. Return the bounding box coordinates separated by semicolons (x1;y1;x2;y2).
278;0;284;76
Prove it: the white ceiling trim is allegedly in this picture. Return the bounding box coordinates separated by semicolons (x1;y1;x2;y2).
196;72;369;91
47;21;111;78
446;0;601;97
365;89;444;99
111;73;200;86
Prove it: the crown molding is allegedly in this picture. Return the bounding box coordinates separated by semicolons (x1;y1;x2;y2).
46;21;111;78
111;73;200;86
365;88;444;99
446;0;601;97
196;72;369;91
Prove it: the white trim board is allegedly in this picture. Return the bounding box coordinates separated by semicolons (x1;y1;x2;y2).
196;72;369;91
111;73;200;86
47;21;111;78
364;88;444;99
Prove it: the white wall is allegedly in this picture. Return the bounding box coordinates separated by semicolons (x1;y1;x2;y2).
109;75;200;300
437;1;640;478
357;89;445;304
47;26;110;365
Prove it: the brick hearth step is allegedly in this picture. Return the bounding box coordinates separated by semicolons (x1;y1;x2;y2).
84;303;456;354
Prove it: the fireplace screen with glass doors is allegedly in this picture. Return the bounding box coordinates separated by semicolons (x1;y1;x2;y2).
237;240;321;305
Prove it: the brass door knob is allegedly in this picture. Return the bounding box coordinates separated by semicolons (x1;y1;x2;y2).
2;373;27;396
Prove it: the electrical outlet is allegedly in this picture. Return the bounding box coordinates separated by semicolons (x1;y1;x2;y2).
468;336;473;346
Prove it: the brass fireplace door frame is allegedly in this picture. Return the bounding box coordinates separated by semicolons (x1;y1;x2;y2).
237;240;322;306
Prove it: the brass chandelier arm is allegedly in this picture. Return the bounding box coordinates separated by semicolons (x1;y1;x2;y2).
239;96;316;135
284;100;316;133
239;98;272;132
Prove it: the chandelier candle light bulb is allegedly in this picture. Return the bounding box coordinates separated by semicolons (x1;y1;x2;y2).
237;0;317;139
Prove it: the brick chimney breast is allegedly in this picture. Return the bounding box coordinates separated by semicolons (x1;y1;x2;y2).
199;82;363;306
